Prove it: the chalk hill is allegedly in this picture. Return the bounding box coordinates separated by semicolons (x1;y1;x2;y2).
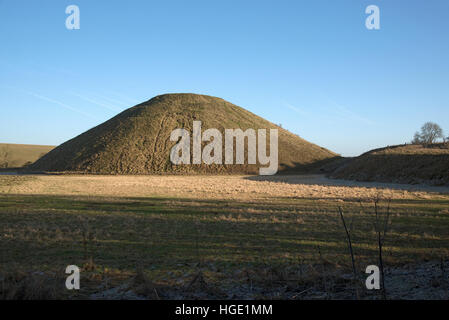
30;93;337;174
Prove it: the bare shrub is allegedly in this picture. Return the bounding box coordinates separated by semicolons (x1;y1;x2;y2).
360;196;392;299
0;271;61;300
131;267;160;299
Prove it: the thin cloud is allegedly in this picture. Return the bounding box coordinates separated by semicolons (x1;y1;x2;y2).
69;93;121;112
284;102;308;117
27;92;98;120
108;92;141;105
326;98;376;126
1;86;98;120
90;93;130;108
335;104;375;126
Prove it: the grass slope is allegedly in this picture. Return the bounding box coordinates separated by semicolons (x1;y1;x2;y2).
30;93;337;174
0;143;54;168
330;143;449;186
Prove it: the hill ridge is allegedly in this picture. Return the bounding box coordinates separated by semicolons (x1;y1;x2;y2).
329;143;449;186
30;93;337;174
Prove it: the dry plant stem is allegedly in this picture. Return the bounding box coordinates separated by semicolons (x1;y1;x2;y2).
373;197;390;300
317;246;329;298
338;206;359;300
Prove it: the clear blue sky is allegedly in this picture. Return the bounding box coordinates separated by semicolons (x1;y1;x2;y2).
1;0;448;156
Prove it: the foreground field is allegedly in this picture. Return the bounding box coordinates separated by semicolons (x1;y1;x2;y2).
1;174;448;299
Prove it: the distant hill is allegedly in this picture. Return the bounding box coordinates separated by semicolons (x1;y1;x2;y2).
30;93;337;174
0;143;54;168
329;143;449;186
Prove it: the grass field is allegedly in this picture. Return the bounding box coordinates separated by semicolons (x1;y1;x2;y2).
1;175;448;299
0;143;54;168
331;143;449;186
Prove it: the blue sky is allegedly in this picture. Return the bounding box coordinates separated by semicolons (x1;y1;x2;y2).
0;0;448;156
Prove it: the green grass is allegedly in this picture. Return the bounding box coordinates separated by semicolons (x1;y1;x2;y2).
1;193;448;298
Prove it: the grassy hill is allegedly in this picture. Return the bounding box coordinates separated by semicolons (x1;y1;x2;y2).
0;143;54;168
30;93;337;174
329;143;449;186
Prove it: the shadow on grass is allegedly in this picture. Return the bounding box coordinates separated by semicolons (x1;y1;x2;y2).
2;193;449;299
1;193;448;276
244;173;449;194
0;194;382;271
329;152;449;187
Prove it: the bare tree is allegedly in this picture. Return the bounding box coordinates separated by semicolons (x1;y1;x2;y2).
412;122;444;144
412;132;422;144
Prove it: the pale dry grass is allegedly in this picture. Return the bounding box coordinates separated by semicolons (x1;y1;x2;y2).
1;174;448;201
373;143;449;155
0;143;54;168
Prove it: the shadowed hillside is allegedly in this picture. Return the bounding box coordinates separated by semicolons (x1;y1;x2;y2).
329;143;449;186
0;143;54;168
29;93;337;174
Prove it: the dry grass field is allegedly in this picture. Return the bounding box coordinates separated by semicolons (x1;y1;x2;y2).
1;174;449;299
0;143;54;168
